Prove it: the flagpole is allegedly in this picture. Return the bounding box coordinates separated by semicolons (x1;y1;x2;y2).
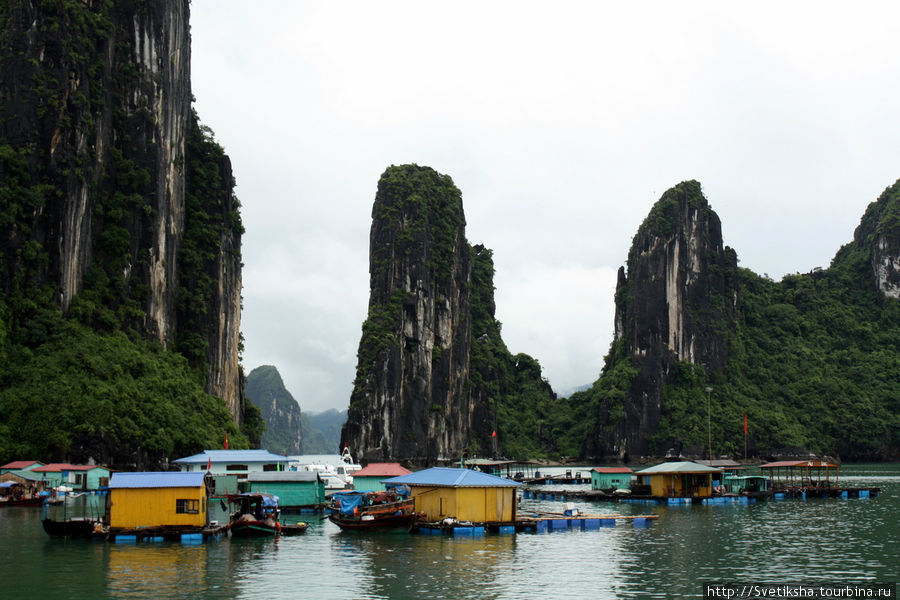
743;412;748;460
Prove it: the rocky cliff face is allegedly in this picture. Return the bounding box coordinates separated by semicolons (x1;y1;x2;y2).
342;165;474;463
245;366;303;455
601;181;738;459
856;181;900;300
0;1;242;420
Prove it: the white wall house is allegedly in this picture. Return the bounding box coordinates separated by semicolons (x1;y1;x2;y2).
173;450;290;480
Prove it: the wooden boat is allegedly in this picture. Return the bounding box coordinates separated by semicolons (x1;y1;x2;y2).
279;521;309;535
327;491;419;532
41;517;100;538
227;492;280;537
0;495;45;507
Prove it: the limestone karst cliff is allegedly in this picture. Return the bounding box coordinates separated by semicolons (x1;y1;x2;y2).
598;181;738;460
342;165;473;463
342;165;557;464
245;366;303;456
0;0;243;420
855;180;900;301
584;179;900;461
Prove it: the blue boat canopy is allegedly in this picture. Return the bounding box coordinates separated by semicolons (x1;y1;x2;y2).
381;467;523;488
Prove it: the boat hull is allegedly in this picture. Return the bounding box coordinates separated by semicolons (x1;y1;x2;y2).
328;513;417;533
229;520;279;537
279;523;309;535
1;497;44;507
42;518;99;538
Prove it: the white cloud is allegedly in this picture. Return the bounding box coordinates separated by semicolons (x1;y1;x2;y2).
190;1;900;412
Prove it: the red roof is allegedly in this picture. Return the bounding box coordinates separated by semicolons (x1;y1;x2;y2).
32;463;104;472
1;460;44;470
593;467;634;474
760;460;839;469
354;463;412;477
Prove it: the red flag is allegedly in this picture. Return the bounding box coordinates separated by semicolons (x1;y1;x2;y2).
207;457;211;472
491;430;497;438
743;413;748;435
224;433;229;449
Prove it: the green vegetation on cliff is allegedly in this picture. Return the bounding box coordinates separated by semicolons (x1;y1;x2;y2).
245;365;301;455
0;313;244;465
0;0;251;466
468;245;571;460
583;180;900;461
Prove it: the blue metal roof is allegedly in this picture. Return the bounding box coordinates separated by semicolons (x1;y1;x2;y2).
109;472;206;489
381;467;522;488
172;449;290;464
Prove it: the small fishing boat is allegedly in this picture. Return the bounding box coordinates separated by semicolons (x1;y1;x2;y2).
327;490;419;532
279;521;309;535
41;517;101;538
227;492;282;537
0;495;45;507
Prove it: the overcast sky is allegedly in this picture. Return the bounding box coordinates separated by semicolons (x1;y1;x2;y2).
189;2;900;414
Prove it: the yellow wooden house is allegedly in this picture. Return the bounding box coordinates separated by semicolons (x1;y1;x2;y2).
381;467;522;524
635;461;723;498
108;472;209;529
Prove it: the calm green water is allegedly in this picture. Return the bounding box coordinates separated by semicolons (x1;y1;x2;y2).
1;464;896;599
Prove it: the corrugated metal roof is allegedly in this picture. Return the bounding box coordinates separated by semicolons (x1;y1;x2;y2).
109;472;206;489
760;460;839;469
32;463;78;472
354;463;411;477
173;450;290;464
9;470;46;481
1;461;44;470
593;467;634;474
32;463;106;472
288;455;349;466
636;461;723;474
382;467;522;488
248;471;321;482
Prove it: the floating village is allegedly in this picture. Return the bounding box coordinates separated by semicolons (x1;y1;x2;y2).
0;448;881;543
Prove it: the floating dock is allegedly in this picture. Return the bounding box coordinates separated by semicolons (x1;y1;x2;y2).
416;512;658;535
521;487;879;505
97;524;228;544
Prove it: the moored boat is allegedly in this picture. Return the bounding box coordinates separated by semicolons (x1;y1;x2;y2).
327;490;419;533
41;517;100;538
227;492;282;537
0;495;45;507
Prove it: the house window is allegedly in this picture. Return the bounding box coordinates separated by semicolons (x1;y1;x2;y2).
176;499;200;514
226;464;248;472
263;464;278;472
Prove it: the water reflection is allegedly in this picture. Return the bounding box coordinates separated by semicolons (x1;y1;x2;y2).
0;465;896;600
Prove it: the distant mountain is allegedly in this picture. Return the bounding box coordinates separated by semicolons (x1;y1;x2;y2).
301;409;347;455
245;366;303;455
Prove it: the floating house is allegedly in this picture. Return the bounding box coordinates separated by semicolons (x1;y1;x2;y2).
635;461;722;500
247;471;325;510
0;468;47;491
463;459;543;480
31;464;111;491
351;463;411;491
760;460;840;490
108;472;209;529
0;460;44;474
591;467;634;491
382;467;522;524
173;450;290;480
